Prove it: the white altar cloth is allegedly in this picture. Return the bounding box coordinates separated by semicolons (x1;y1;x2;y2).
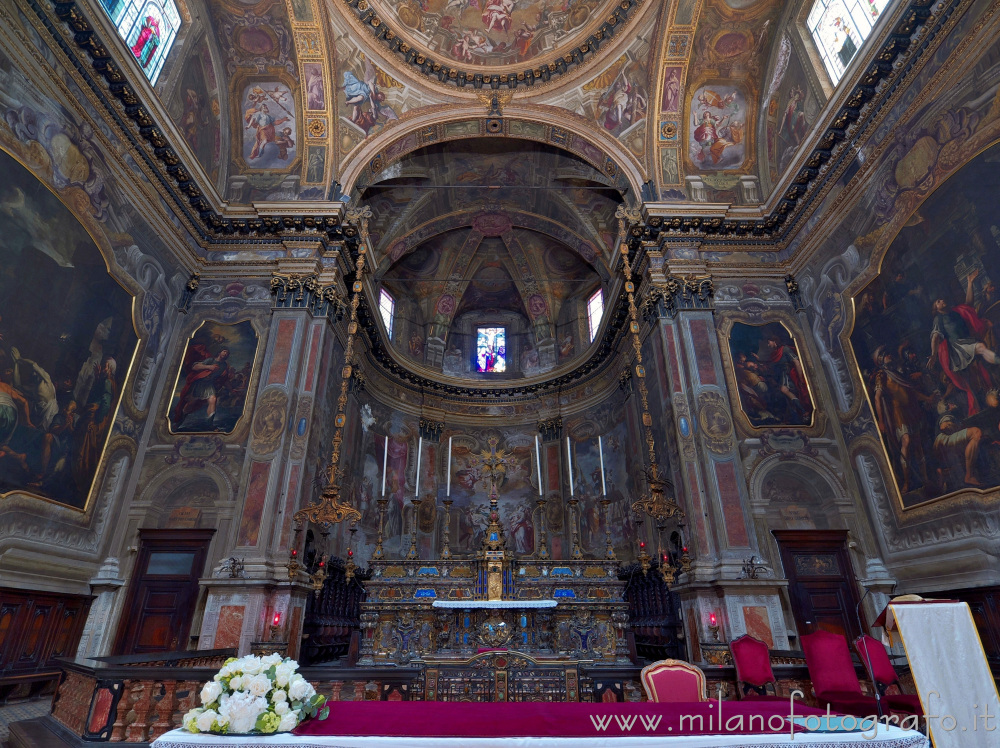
888;601;1000;748
152;725;927;748
431;599;557;608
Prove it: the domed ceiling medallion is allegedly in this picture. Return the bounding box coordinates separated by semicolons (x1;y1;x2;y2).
340;0;647;87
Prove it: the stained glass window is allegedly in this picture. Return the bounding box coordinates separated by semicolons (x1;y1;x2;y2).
379;289;395;339
476;327;506;373
807;0;892;84
99;0;181;84
587;289;604;342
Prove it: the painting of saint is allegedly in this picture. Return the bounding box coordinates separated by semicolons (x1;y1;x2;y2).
851;142;1000;506
241;83;297;169
688;84;747;170
728;322;813;428
661;67;682;113
304;63;325;111
772;51;820;174
306;145;325;184
340;57;399;136
0;150;138;509
168;321;257;433
595;65;649;138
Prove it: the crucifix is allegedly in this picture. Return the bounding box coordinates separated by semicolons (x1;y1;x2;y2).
475;437;514;494
473;437;515;600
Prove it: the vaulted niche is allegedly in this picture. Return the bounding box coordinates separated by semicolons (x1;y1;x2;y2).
363;138;621;381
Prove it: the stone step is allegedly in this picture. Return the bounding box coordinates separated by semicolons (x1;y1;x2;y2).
8;716;150;748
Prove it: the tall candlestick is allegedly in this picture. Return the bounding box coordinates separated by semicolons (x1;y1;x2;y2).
598;435;607;496
381;436;388;497
566;436;574;497
535;434;543;497
446;436;453;497
415;437;423;497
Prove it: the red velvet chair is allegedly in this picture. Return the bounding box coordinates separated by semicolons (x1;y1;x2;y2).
801;630;879;717
854;635;923;717
729;634;784;701
640;659;707;703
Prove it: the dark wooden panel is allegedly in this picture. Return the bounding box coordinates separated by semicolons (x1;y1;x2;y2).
113;529;214;656
0;588;91;680
773;530;864;642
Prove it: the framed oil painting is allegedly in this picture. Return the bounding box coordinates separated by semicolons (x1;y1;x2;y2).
850;141;1000;507
727;321;814;428
0;148;138;510
168;320;258;433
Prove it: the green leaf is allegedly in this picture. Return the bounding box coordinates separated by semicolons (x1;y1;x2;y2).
319;706;330;720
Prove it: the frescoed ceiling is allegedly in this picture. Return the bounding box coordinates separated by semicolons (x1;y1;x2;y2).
358;0;635;70
64;0;945;259
137;0;803;207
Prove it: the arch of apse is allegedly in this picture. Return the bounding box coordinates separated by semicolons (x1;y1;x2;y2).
337;108;647;203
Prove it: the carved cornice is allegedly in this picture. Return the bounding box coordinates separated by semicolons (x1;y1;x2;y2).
25;0;960;253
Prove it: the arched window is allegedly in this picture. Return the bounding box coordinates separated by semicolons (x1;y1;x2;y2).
807;0;891;84
99;0;181;84
379;288;395;338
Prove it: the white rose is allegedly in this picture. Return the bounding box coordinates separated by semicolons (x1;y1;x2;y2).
240;656;264;675
261;653;283;668
288;677;314;702
218;690;268;734
195;709;220;733
274;701;290;716
183;708;204;732
278;711;298;733
244;673;272;698
201;681;223;706
274;663;295;688
272;689;287;703
229;675;243;691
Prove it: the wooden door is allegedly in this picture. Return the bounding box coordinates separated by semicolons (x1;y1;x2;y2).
773;530;865;642
113;529;214;655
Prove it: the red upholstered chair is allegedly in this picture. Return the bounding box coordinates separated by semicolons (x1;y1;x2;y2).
640;659;707;703
854;635;923;717
801;630;879;717
729;634;784;701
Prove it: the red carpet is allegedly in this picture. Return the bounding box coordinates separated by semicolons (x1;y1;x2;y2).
294;700;828;739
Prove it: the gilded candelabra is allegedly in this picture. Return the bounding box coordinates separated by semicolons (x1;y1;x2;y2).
601;498;616;561
345;523;358;582
285;548;302;581
615;206;685;548
310;554;328;597
372;497;387;560
293;207;372;532
406;497;422;560
441;499;453;559
535;497;550;559
567;499;583;559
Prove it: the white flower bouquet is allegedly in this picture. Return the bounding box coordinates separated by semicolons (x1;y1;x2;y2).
182;654;327;735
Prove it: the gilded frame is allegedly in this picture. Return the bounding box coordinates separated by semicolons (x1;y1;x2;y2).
718;314;825;437
0;141;143;512
165;317;263;436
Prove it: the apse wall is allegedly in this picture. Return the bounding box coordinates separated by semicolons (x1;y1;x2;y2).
324;338;679;566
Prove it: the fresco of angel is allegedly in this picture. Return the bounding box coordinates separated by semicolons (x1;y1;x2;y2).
689;86;746;169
